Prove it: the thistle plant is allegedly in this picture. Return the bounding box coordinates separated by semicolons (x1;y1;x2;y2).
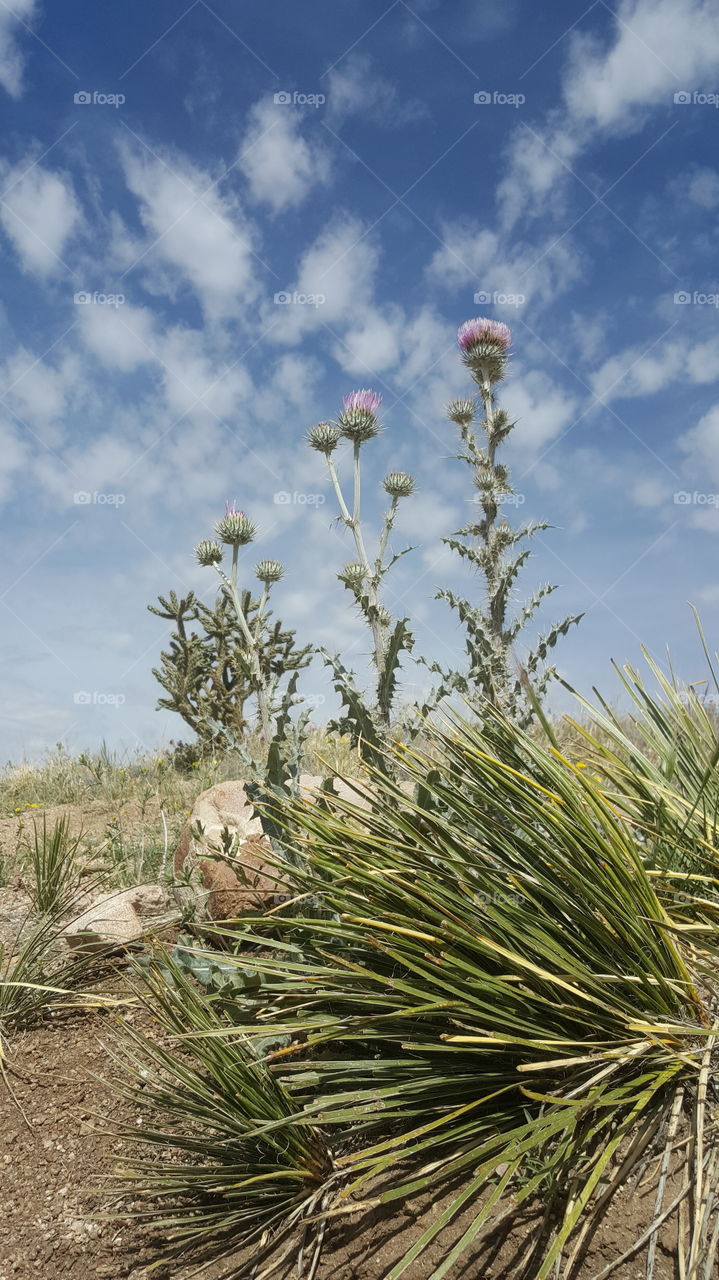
438;318;583;726
308;391;417;763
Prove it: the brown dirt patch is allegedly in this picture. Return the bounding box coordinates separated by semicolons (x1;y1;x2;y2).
0;797;188;868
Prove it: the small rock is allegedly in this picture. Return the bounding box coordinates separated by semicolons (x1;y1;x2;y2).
64;884;176;953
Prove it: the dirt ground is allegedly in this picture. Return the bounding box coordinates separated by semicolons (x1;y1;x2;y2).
0;989;685;1280
0;796;187;867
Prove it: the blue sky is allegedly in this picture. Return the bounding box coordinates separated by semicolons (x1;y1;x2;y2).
1;0;719;758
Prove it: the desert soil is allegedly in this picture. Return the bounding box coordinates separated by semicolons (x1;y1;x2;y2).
1;981;685;1280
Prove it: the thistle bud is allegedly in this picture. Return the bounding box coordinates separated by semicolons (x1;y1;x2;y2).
255;558;284;585
383;471;415;499
215;504;256;547
376;606;392;627
457;318;511;383
307;422;341;454
447;398;475;427
338;561;366;588
195;539;223;567
338;388;382;444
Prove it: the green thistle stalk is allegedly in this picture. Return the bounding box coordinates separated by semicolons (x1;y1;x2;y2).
308;390;416;749
440;319;583;725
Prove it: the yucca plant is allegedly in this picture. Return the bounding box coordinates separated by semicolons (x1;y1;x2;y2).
25;813;83;915
109;955;333;1271
558;615;719;919
114;706;719;1278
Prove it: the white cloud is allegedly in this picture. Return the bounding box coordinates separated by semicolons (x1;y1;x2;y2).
0;417;28;500
685;168;719;209
77;301;160;371
326;54;427;127
564;0;719;134
254;352;324;425
0;160;80;276
591;341;685;402
239;98;331;212
426;220;582;307
686;337;719;385
0;0;36;98
121;145;260;318
498;0;719;227
1;347;80;424
156;326;253;422
631;476;670;507
679;403;719;482
497;123;580;230
503;370;579;453
591;336;719;403
271;216;379;344
333;306;403;375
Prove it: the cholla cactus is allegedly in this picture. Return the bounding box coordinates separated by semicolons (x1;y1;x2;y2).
308;390;417;757
148;589;310;749
436;318;583;726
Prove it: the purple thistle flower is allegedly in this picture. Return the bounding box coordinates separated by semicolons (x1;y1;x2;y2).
342;389;382;415
457;319;511;355
338;388;382;444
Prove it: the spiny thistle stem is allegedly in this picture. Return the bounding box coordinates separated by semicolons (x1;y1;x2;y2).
308;394;417;746
376;496;399;576
351;441;387;676
225;544;273;742
326;454;352;525
325;447;387;680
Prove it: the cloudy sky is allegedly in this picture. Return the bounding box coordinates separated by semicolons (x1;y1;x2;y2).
1;0;719;759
